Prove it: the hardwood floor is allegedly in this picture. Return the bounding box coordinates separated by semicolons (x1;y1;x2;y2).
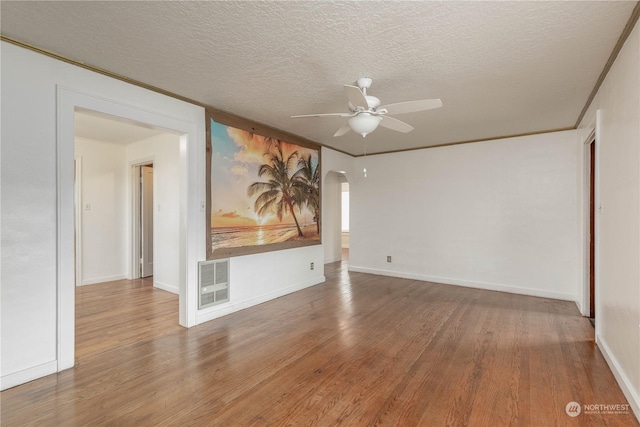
2;262;637;426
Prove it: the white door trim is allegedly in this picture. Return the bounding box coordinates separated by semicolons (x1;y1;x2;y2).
580;129;596;317
57;85;202;372
74;156;83;286
593;110;602;337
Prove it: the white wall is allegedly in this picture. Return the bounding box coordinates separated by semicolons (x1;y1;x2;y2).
577;20;640;419
1;41;326;390
127;134;181;294
2;46;59;387
75;137;128;285
350;130;579;301
0;41;205;389
196;245;325;324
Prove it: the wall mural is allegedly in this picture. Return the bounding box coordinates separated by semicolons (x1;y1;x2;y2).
207;116;320;258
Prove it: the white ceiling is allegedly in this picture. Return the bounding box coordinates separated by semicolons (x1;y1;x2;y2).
75;110;168;145
1;1;636;155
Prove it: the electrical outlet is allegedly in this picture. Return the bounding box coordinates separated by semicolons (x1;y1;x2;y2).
387;256;392;263
310;262;314;270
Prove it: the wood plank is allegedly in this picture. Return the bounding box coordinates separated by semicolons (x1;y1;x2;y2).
1;267;637;426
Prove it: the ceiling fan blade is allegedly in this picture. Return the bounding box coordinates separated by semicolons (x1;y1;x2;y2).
379;99;442;115
333;123;351;137
344;85;368;109
379;115;414;133
291;112;353;118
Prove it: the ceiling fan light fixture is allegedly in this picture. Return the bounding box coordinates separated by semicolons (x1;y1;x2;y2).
348;113;382;137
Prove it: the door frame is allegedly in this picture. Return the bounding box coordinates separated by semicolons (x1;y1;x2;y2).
140;165;154;278
588;139;595;319
580;121;600;324
130;159;155;280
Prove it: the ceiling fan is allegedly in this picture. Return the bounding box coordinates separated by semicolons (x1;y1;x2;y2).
291;77;442;138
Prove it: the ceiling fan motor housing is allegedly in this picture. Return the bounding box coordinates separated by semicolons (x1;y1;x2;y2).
357;77;373;89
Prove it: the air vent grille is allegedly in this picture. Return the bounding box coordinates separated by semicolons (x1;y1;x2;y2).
198;259;230;309
215;260;229;283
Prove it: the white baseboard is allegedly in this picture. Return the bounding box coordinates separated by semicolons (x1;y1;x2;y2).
80;274;127;286
347;266;575;301
195;275;325;325
1;360;57;391
575;298;588;317
154;280;179;295
596;334;640;422
324;255;342;263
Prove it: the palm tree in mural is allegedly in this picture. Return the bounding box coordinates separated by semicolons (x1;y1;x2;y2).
247;144;304;237
292;155;320;234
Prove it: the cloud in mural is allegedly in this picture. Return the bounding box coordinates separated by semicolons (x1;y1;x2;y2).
230;165;248;176
227;127;270;164
227;126;316;165
221;211;241;218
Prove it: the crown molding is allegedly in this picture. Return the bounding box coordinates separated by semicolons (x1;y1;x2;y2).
575;1;640;128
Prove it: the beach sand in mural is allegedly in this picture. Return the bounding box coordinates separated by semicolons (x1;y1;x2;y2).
212;224;319;250
286;225;319;241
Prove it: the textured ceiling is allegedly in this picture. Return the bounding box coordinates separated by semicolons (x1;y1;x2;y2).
1;1;636;155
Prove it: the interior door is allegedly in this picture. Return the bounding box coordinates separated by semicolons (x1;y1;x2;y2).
141;165;154;278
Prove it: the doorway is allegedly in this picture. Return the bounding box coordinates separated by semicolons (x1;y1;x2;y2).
74;110;165;287
323;171;350;265
58;87;199;371
132;163;154;279
341;181;350;261
72;109;180;364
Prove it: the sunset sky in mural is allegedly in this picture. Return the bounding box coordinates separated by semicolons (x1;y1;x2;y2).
210;119;318;228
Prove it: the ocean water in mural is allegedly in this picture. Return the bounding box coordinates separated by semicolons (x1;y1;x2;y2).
210;118;320;252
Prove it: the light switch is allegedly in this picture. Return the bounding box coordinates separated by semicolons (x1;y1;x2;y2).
84;202;91;211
